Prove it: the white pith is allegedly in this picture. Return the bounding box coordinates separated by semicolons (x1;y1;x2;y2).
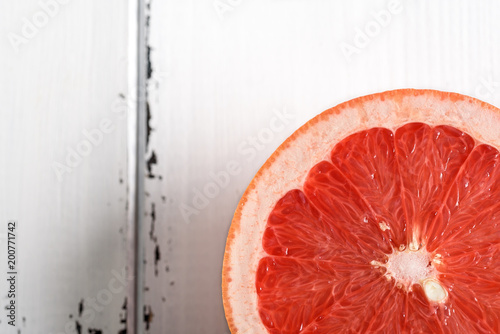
223;91;500;333
386;248;434;287
371;244;447;303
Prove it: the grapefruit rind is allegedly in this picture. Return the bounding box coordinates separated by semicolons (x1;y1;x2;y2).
222;89;500;333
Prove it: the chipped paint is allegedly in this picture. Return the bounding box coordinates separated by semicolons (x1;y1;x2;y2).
143;305;154;330
146;151;157;179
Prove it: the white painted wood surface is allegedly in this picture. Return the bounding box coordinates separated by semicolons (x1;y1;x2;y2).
0;1;135;333
144;0;500;333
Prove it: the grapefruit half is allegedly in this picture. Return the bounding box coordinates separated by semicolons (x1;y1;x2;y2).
222;89;500;333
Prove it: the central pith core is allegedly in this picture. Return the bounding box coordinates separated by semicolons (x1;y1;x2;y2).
387;249;434;286
371;247;447;303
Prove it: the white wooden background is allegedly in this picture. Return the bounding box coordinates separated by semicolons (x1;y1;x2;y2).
144;0;500;333
0;0;137;333
1;1;500;334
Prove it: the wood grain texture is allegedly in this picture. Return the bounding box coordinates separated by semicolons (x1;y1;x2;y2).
143;0;500;333
0;1;133;333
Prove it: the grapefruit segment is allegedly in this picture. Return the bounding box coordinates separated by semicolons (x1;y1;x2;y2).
222;90;500;334
263;189;351;260
300;279;403;333
329;127;406;248
256;256;381;333
303;160;392;257
428;144;500;252
256;257;336;334
394;123;475;248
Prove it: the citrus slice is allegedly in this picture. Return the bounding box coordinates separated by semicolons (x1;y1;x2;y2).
222;89;500;333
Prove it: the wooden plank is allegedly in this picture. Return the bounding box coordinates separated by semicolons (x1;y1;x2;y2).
144;0;500;333
0;0;134;333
